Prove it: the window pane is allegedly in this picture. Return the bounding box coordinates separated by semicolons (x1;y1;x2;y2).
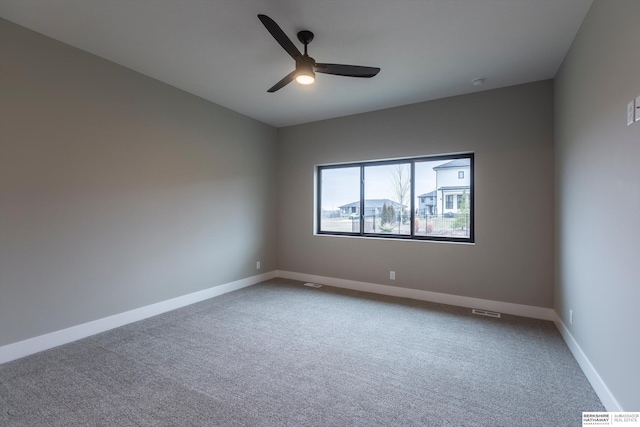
319;167;361;233
446;195;454;209
414;158;471;239
364;163;411;235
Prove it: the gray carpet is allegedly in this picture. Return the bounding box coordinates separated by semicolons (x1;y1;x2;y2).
0;279;604;426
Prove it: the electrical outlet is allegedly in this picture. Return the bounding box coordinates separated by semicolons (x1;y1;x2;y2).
628;100;635;126
390;271;395;280
256;261;261;270
569;309;573;325
636;96;640;122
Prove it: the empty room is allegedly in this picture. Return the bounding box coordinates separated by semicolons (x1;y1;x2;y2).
1;0;638;426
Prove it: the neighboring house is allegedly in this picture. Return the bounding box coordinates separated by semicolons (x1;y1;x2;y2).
339;199;405;218
434;159;470;215
417;190;437;216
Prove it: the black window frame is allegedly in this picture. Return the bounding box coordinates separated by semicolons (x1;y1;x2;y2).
316;153;474;243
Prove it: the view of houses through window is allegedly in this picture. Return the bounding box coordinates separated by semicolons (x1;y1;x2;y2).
317;154;473;242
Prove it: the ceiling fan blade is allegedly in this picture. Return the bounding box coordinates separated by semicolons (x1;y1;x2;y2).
258;14;302;61
315;63;380;78
267;70;296;93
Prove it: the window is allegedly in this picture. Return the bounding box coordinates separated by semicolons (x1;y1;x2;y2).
445;195;454;209
319;166;360;233
317;153;474;242
364;162;411;235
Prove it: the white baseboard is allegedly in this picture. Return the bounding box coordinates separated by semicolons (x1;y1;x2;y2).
1;269;621;414
0;271;277;365
276;270;555;320
553;313;623;412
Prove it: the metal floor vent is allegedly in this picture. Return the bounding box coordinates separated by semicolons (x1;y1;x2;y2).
472;309;501;318
303;283;322;288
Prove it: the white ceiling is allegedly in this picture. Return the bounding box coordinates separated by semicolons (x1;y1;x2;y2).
0;0;593;128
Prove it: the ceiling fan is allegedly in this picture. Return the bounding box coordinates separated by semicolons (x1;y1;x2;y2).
258;14;381;93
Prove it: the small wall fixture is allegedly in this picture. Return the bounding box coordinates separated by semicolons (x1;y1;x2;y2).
472;78;485;86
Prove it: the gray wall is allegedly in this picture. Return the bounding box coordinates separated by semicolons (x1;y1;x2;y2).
554;0;640;411
0;19;278;346
277;80;555;308
5;3;637;410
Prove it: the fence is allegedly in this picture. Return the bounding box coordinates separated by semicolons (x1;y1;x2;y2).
354;213;470;237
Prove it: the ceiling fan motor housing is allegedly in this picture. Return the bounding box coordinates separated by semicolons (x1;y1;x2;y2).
297;55;316;68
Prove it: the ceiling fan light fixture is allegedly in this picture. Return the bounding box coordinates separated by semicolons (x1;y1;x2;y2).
295;65;315;85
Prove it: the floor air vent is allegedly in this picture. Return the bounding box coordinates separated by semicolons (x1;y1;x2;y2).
472;309;501;318
303;283;322;288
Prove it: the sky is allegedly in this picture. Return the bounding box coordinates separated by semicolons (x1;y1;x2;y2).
320;160;447;211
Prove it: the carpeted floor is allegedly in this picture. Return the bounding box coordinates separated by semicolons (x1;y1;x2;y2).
0;278;604;426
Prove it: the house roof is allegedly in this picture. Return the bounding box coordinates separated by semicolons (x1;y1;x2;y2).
433;158;471;170
438;186;471;191
339;199;405;209
417;190;437;198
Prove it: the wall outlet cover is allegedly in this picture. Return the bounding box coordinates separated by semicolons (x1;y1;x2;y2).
636;96;640;122
628;100;635;126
